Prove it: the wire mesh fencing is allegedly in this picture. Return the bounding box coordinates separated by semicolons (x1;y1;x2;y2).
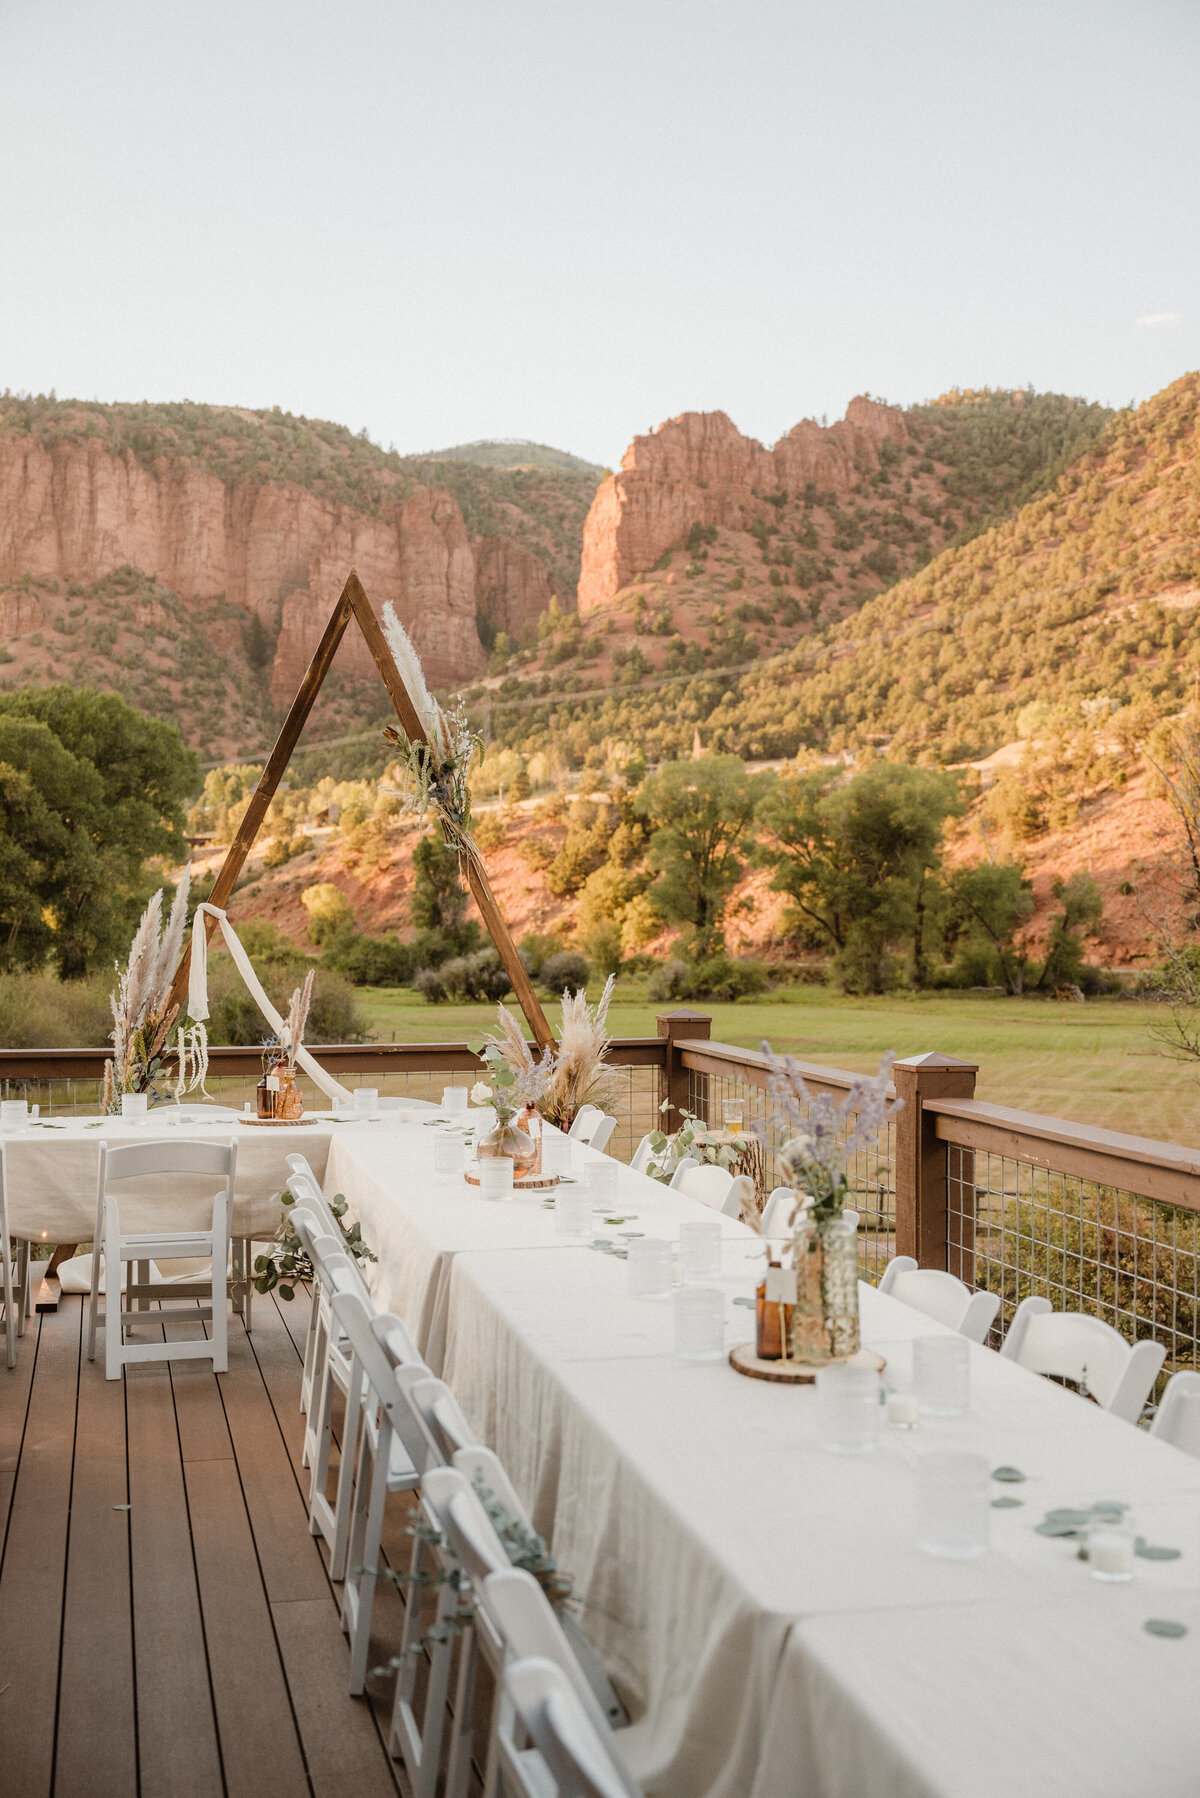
947;1143;1200;1391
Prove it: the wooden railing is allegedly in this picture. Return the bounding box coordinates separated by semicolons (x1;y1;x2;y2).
5;1012;1200;1371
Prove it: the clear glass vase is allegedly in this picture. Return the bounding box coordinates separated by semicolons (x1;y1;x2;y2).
478;1118;537;1177
788;1210;860;1364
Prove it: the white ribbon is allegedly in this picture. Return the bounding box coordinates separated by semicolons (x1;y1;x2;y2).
187;902;353;1105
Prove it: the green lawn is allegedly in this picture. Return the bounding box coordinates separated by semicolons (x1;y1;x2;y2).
356;982;1200;1149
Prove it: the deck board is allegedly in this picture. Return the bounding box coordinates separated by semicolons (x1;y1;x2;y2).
0;1292;426;1797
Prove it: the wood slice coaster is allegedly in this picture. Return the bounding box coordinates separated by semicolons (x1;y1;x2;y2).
464;1168;561;1190
241;1114;319;1127
728;1343;886;1385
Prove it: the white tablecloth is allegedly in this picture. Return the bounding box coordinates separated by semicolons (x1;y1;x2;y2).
0;1107;334;1241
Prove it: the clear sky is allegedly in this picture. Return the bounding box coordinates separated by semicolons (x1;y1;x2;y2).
1;0;1196;466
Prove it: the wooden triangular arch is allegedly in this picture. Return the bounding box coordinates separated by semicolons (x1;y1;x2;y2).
164;570;555;1049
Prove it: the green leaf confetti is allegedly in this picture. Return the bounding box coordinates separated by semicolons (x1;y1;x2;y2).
1144;1619;1188;1638
991;1466;1026;1483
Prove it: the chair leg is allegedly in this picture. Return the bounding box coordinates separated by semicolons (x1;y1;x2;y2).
87;1196;105;1363
210;1234;229;1377
344;1435;390;1693
16;1241;29;1338
329;1371;364;1581
444;1623;479;1798
3;1237;15;1369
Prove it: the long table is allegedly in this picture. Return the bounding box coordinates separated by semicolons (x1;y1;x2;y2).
322;1114;1200;1798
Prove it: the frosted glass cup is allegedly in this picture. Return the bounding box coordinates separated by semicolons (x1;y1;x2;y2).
913;1334;970;1417
1087;1507;1136;1583
121;1093;149;1125
679;1219;723;1281
627;1237;673;1299
673;1287;725;1360
816;1363;881;1454
442;1086;469;1116
587;1161;618;1208
555;1187;592;1239
1;1100;28;1131
353;1087;379;1120
541;1132;570;1177
433;1129;464;1176
917;1451;990;1559
479;1157;514;1201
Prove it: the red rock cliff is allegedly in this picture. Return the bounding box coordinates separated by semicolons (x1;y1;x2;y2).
577;398;907;610
0;431;553;695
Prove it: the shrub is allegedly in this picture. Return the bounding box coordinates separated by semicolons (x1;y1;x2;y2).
205;963;365;1043
517;931;563;978
300;882;354;945
474;812;507;852
0;972;112;1048
324;929;413;986
263;833;305;869
416;950;511;1004
646;954;769;1003
578;924;622;976
539;949;591;995
647;959;692;1003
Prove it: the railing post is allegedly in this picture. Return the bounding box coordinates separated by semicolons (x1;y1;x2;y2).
656;1010;712;1124
893;1053;978;1269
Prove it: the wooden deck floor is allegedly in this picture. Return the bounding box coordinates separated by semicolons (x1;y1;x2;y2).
0;1287;428;1798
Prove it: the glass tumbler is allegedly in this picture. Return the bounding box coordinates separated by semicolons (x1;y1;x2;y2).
353;1087;379;1120
721;1099;746;1132
815;1363;881;1454
916;1451;990;1559
555;1188;592;1239
121;1093;149;1125
1087;1508;1136;1582
479;1157;514;1201
433;1129;464;1176
627;1237;673;1299
1;1099;28;1130
442;1085;469;1115
673;1288;725;1360
913;1335;970;1417
679;1219;723;1281
587;1161;618;1208
541;1132;571;1176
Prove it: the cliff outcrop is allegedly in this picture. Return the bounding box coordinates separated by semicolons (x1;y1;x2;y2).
576;398;907;610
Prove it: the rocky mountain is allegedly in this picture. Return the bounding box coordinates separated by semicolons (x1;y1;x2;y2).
424;439;605;477
0;395;586;758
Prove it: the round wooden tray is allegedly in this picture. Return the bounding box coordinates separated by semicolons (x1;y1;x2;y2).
729;1343;886;1385
464;1168;561;1191
242;1114;319;1128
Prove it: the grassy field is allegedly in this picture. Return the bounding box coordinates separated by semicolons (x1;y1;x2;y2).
355;981;1200;1148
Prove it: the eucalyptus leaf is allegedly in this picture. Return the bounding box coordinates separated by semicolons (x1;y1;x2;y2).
1044;1509;1093;1526
991;1466;1026;1483
991;1497;1024;1509
732;1296;755;1308
1036;1519;1083;1537
1144;1619;1188;1638
1135;1539;1183;1561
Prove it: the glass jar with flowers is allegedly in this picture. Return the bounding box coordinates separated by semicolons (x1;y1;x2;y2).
756;1048;901;1365
474;1043;555;1176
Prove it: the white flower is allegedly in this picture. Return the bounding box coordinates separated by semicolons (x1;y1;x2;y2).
471;1082;493;1105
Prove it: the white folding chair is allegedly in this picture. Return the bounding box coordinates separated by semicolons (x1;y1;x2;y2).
286;1152;351;1422
1000;1295;1165;1423
879;1255;1000;1344
497;1654;638;1798
86;1138;236;1380
629;1134;655;1175
328;1289;430;1694
1150;1370;1200;1458
670;1162;749;1219
568;1108;616;1153
1;1145;30;1369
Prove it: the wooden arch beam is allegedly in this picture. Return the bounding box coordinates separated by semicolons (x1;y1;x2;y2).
165;570;555;1051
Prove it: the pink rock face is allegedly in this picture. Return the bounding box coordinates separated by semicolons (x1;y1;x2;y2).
473;535;553;638
0;432;550;699
577;398;909;611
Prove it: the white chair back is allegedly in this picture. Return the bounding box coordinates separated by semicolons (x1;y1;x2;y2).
1151;1370;1200;1458
671;1162;740;1217
454;1444;535;1530
568;1108;616;1153
1000;1295;1165;1422
629;1134;655;1175
407;1373;479;1463
0;1144;28;1369
879;1255;1001;1343
500;1655;637;1798
665;1156;698;1190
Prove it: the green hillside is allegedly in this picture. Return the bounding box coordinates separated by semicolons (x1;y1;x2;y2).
424;438;605;477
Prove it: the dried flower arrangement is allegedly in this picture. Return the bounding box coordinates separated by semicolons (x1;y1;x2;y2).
473;1042;555;1127
103;867;207;1113
753;1045;902;1224
483;975;620;1130
380;605;482;870
280;970;314;1073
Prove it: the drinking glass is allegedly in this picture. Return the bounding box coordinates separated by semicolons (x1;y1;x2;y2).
479;1157;514;1200
913;1335;970;1417
0;1099;28;1131
673;1287;725;1360
442;1086;469;1115
721;1099;745;1132
627;1237;673;1299
884;1364;918;1430
353;1087;379;1120
555;1188;592;1239
815;1363;881;1454
541;1132;571;1176
916;1451;990;1559
433;1129;464;1176
587;1161;618;1208
121;1093;149;1126
679;1219;722;1281
1087;1508;1136;1583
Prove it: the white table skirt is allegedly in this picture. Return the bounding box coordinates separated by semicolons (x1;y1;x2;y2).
0;1107;333;1241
